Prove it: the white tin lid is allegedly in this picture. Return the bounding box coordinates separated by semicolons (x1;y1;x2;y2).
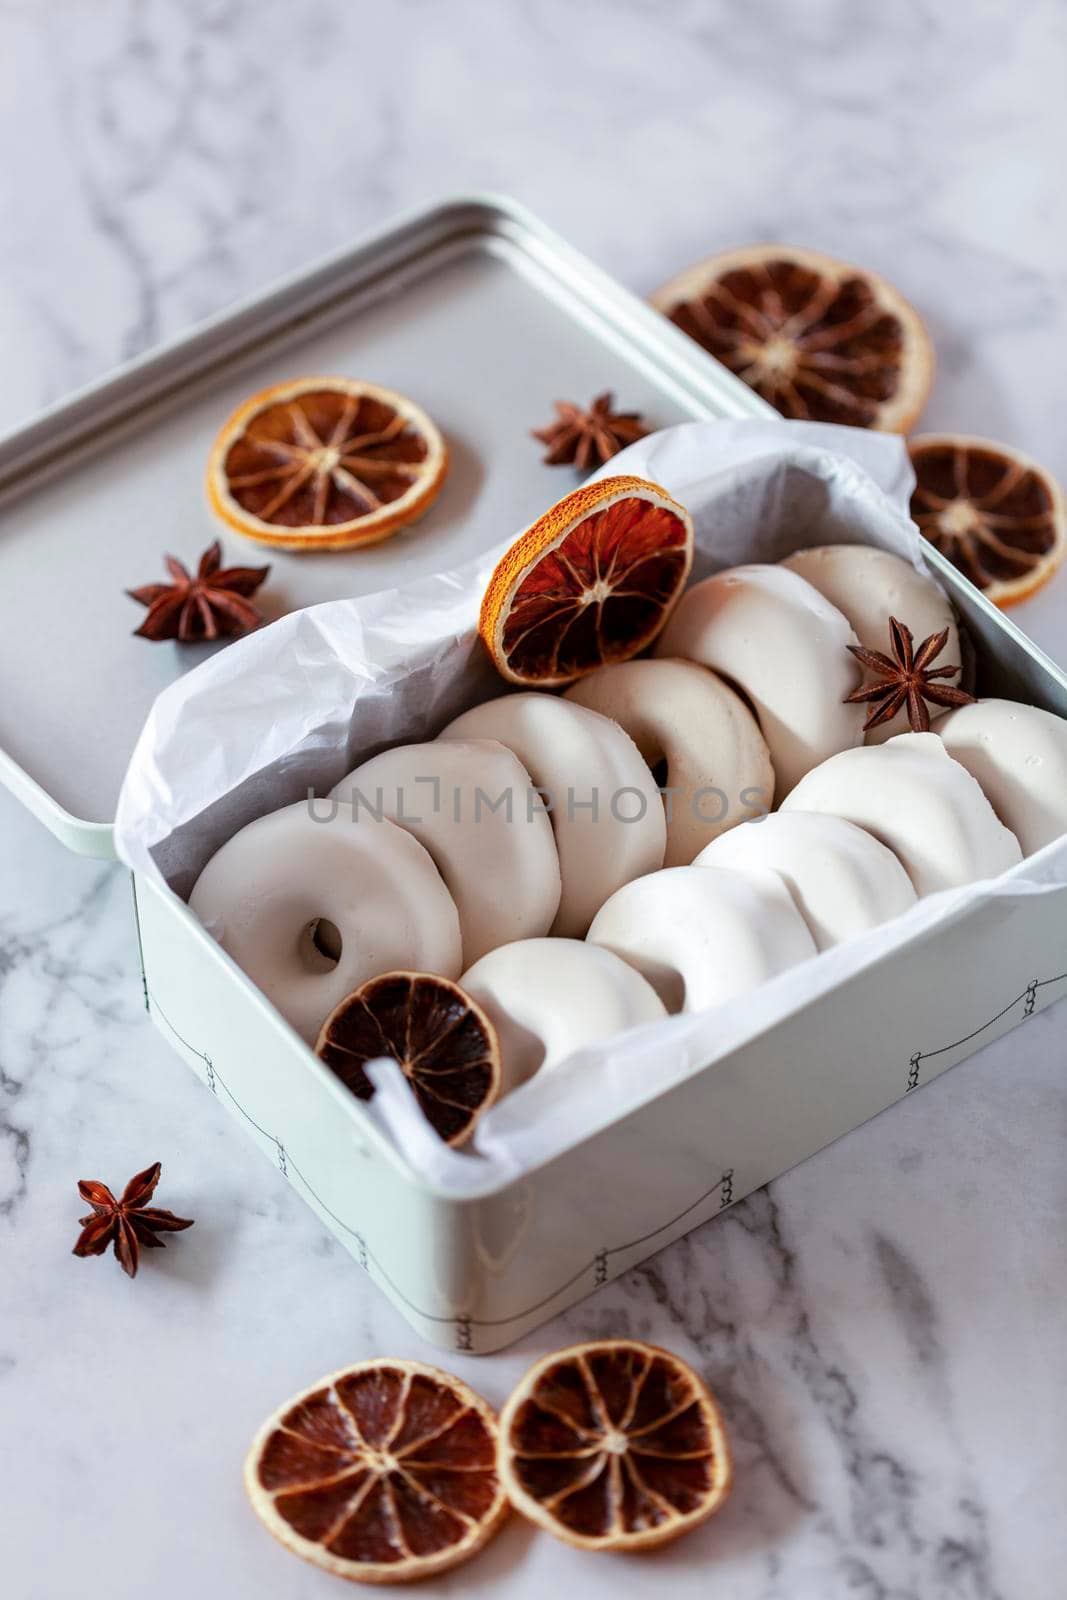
0;197;771;859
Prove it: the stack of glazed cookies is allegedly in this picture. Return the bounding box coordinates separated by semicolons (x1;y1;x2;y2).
190;539;1067;1117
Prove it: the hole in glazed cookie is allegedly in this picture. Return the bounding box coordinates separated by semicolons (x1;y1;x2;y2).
713;668;762;726
660;969;686;1014
299;917;343;973
633;956;685;1015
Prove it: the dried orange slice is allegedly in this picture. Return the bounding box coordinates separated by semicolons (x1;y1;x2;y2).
909;433;1066;607
315;972;500;1148
207;378;447;551
245;1359;508;1585
479;476;693;688
498;1339;732;1552
653;244;934;432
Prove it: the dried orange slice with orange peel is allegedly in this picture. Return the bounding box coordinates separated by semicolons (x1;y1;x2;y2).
207;377;447;552
909;433;1066;607
653;244;934;432
498;1339;732;1552
479;476;693;688
315;972;500;1148
245;1359;508;1585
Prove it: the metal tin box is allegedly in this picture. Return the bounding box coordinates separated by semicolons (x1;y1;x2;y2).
4;198;1067;1353
127;524;1067;1353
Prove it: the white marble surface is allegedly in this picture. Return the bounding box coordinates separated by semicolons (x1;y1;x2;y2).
2;3;1066;1597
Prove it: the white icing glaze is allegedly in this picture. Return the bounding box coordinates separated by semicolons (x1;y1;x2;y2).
696;810;917;951
938;698;1067;856
586;863;817;1013
654;563;865;798
460;938;666;1095
439;693;666;937
782;731;1023;895
783;544;961;743
188;800;462;1043
330;738;561;965
564;657;774;865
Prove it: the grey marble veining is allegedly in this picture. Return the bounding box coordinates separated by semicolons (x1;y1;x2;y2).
2;2;1066;1597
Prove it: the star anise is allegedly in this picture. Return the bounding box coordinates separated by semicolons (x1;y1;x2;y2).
127;541;270;642
72;1161;194;1278
532;391;649;470
844;616;975;733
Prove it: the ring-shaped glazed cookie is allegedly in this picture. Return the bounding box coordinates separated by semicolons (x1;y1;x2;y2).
782;732;1022;895
189;799;462;1042
696;810;916;950
655;563;865;799
587;863;816;1013
331;738;561;965
439;693;666;937
565;658;774;865
461;937;666;1095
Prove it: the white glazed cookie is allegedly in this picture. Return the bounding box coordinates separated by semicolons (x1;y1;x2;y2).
439;693;666;938
460;938;667;1096
782;731;1023;895
587;863;817;1014
188;800;462;1043
655;563;865;799
938;698;1067;857
330;738;561;965
696;810;917;951
782;544;961;743
564;657;774;865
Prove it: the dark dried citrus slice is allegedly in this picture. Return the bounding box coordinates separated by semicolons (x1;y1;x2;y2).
909;433;1066;606
498;1339;732;1552
479;476;693;688
653;244;933;432
207;377;447;551
315;972;500;1147
245;1359;508;1584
